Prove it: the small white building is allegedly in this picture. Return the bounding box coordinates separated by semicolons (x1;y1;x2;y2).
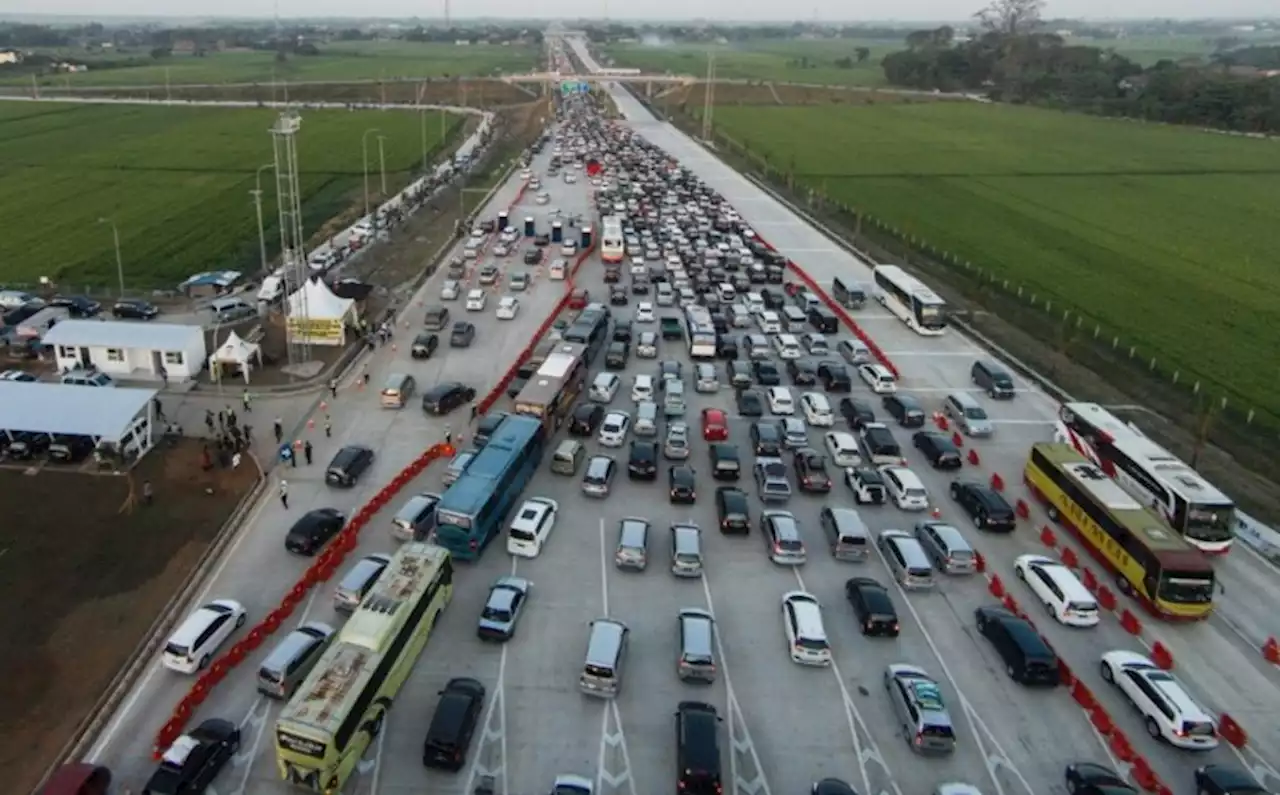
43;320;207;382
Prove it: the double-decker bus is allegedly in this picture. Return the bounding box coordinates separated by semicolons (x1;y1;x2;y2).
683;305;718;359
1056;402;1236;553
434;414;544;560
514;342;587;433
563;304;609;364
1024;443;1215;620
872;265;947;335
601;215;625;264
275;543;454;791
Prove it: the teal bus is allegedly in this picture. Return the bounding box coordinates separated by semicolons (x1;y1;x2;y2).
434;415;544;560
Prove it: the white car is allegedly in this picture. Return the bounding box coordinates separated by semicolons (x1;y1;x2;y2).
496;296;520;320
1100;650;1219;749
1013;554;1100;627
162;599;246;674
507;497;559;558
466;289;487;312
561;241;578;257
767;386;795;415
564;173;578;184
824;432;862;468
440;279;461;301
781;591;832;666
757;310;782;334
493;243;510;258
636;332;658;358
598;411;631;447
535;191;550;205
800;393;834;427
859;363;898;394
631;374;655;403
551;774;592;795
882;465;929;511
635;302;655;323
501;226;519;243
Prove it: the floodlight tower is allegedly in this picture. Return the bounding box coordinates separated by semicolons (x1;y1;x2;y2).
444;0;451;29
271;111;311;367
701;51;716;142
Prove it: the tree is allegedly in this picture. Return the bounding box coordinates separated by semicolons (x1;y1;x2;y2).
855;47;871;63
150;47;171;59
974;0;1045;36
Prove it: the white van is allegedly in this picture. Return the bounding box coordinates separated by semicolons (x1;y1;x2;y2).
1014;554;1100;627
590;372;621;403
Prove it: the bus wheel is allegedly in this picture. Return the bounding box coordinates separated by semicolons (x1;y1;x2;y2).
1046;506;1059;522
368;711;385;739
1115;575;1132;595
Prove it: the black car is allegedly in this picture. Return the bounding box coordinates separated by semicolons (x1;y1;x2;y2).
845;577;900;637
1064;763;1139;795
859;423;901;463
974;605;1061;686
422;382;476;415
610;287;629;306
717;335;739;359
752;360;781;386
523;248;543;265
914;431;963;469
736;389;764;417
284;508;346;555
786;359;819;387
817;361;851;392
669;465;697;504
534;232;550;247
838;397;876;429
813;779;858;795
112;298;159;320
144;718;240;795
709;443;741;481
505;376;527;399
631;279;650;295
50;294;101;317
675;701;722;795
326;445;374;487
605;341;630;370
613;320;634;343
750;421;782;456
570;403;605;436
950;480;1018;531
792;448;833;493
449;322;476;348
628;441;659;480
1193;765;1269;795
411;333;439;359
715;486;751;534
423;677;486;771
883;394;927;428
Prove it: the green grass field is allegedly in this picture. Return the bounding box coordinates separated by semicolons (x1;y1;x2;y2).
0;102;460;289
709;102;1280;418
603;39;894;86
5;41;541;87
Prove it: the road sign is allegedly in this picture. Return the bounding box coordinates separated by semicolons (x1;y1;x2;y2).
578;81;590;94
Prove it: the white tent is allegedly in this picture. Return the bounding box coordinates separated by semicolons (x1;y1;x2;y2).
209;330;263;384
286;278;356;347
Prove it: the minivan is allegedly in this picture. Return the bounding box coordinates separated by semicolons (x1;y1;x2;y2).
334;553;392;612
391;492;441;541
590;372;621;403
944;391;994;437
423;305;450;331
878;530;935;590
580;618;630;697
914;521;977;574
729;304;752;328
838;337;872;365
677;609;717;682
676;701;723;794
971;359;1016;399
257;622;335;699
975;606;1061;686
821;507;870;562
210;297;255;324
551;439;586;476
381;373;416;408
781;305;808;333
423;677;486;770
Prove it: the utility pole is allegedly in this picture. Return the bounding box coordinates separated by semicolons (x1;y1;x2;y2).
701;50;716;142
377;135;387;196
165;66;171;101
97;218;125;296
361;127;380;219
250;163;275;275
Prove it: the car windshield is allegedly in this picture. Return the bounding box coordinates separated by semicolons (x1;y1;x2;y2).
482;606;511;622
910;680;945;710
1158;571;1215;603
763;462;787;478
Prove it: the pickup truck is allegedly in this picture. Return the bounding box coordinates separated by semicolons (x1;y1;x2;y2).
660;317;684;341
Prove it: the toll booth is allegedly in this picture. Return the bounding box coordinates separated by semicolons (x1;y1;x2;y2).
551;221;563;243
581;225;593;249
498;211;509;231
523;216;535;237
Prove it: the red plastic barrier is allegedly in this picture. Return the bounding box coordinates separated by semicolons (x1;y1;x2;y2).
989;575;1004;598
990;472;1005;491
227;642;248;665
1098;585;1118;611
1040;526;1057;547
1156;784;1174;795
1120;608;1142;635
967;448;980;466
1058;659;1073;686
1082;567;1099;593
174;700;192;724
1002;593;1020;614
951;430;964;448
1218;713;1248;748
1132;759;1157;792
1072;679;1094;708
210;659;230;681
974;551;986;572
1016;499;1030;519
934;413;948;431
246;626;265;649
1150;641;1173;670
1061;547;1079;568
1089;705;1111;735
1109;730;1134;762
1264;636;1280;664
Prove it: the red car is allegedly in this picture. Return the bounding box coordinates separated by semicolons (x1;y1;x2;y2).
568;289;589;310
702;408;728;442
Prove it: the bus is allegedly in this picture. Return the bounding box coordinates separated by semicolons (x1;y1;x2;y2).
872;265;947;335
1056;402;1236;553
434;415;544;560
601;215;625;264
563;305;609;364
514;342;588;433
1024;443;1215;620
275;543;454;792
683;305;718;359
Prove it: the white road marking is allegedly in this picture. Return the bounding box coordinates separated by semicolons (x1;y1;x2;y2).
593;519;637;795
229;702;272;795
598;517;610;616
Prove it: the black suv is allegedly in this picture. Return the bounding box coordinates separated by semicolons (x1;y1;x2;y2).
792;448;832;493
422;382;477;415
709;443;741;481
523;248;543;265
750;421;782;456
325;446;374;487
817;360;851;392
844;577;900;637
752;360;781;386
839;397;876;429
715;487;750;534
143;718;240;795
669;465;697;504
913;431;963;470
613;320;634;343
950;480;1017;531
628;441;659;480
284;508;346;555
570;403;605;436
675;701;723;795
974;605;1060;686
605;340;630;370
717;335;739;359
473;411;509;448
883;394;927;428
786;359;819;387
422;677;486;771
112;298;159;320
736;389;764;417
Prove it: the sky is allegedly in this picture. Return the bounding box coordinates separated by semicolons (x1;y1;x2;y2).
0;0;1273;23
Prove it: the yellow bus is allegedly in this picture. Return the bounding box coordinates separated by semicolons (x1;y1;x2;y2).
1024;443;1214;620
275;543;454;792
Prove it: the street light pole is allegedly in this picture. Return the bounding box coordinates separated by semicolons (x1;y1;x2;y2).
361;127;380;220
250;163;275;275
377;134;387;196
98;217;124;296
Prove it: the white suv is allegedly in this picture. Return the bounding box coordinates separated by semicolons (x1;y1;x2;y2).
781;591;832;666
767;386;795;415
163;599;246;674
1100;650;1218;749
858;363;897;394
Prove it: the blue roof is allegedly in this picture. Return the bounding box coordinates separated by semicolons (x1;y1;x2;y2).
439;415;540;514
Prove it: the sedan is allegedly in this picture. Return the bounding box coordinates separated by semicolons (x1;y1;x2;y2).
477;576;531;641
635;302;656;323
736;389;764;417
496;296;520;320
508;272;529;291
1193;765;1269;795
112;298;159;320
144;718;240;795
664;422;691;459
669;465;698;504
1064;763;1139;795
284;507;346;555
598;411;631;447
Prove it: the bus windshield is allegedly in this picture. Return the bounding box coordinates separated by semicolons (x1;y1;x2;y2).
1159;572;1215;604
1185;506;1233;543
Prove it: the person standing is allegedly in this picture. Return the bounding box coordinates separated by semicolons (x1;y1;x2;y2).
323;416;332;438
303;439;313;465
242;389;252;412
328;378;338;399
273;417;284;444
279;480;289;509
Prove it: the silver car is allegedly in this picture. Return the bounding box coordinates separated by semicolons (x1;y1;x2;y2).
754;457;792;503
884;663;956;754
477;576;531;641
443;449;477;486
781;418;808;449
670;523;704;578
508;272;529;292
664;422;690;460
615;517;650;571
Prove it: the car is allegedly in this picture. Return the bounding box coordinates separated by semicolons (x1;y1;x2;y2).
440;279;461;300
465;289;488;311
568;288;590;309
793;448;833;493
884;394;927;428
598;411;631;447
716;486;751;534
884;664;956;755
605;341;630;370
787;359;820;387
1013;554;1100;627
669;465;697;503
657;359;682;381
781;591;832;666
1100;650;1218;748
845;577;899;636
0;369;37;382
507;497;558;558
523;248;544;265
615;517;651;570
443;449;477;486
817;360;852;392
950;480;1018;531
477;576;531;641
636;302;655;322
754;457;792;502
411;333;439;359
670;523;704;577
750;421;783;456
697;409;728;444
478;264;499;285
882;465;929;511
423;677;486;770
736;388;764;417
780;417;808;449
50;294;101;317
423;382;476;415
913;431;963;469
628;440;659;480
636;331;659;358
449;321;476;348
1193;765;1269;795
609;287;629;306
812;780;858;795
974;605;1061;686
508;272;529;291
838;397;876;429
562;240;578;257
492;243;511;258
767;386;795;415
551;774;594;795
859;422;904;466
858;363;898;394
144;718;241;795
325;445;374;487
753;360;781;386
284;507;346;555
496;296;520;319
823;431;862;468
569;403;605;436
162;600;247;674
1065;763;1140;795
664;422;691;459
112;298;159;320
800;393;835;426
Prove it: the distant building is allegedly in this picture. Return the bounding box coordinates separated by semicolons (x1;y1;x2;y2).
172;39;197;55
0;50;22;65
54;62;87;73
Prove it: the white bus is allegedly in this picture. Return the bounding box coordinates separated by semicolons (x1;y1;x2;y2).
684;305;718;359
872;265;947;335
1056;402;1236;553
601;216;624;264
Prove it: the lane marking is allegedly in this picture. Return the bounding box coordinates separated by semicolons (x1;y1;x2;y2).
598;517;610;616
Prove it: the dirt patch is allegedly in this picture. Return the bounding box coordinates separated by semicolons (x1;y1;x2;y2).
0;441;260;794
24;79;536;107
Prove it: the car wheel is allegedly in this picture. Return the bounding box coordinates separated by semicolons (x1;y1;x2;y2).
1045;601;1056;619
1014;565;1026;581
236;612;247;629
1006;664;1017;679
1047;505;1060;522
1145;716;1162;740
199;654;211;670
1100;661;1114;683
949;484;959;499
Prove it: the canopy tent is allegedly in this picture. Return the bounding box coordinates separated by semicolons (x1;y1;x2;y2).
286;277;356;347
208;330;263;384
